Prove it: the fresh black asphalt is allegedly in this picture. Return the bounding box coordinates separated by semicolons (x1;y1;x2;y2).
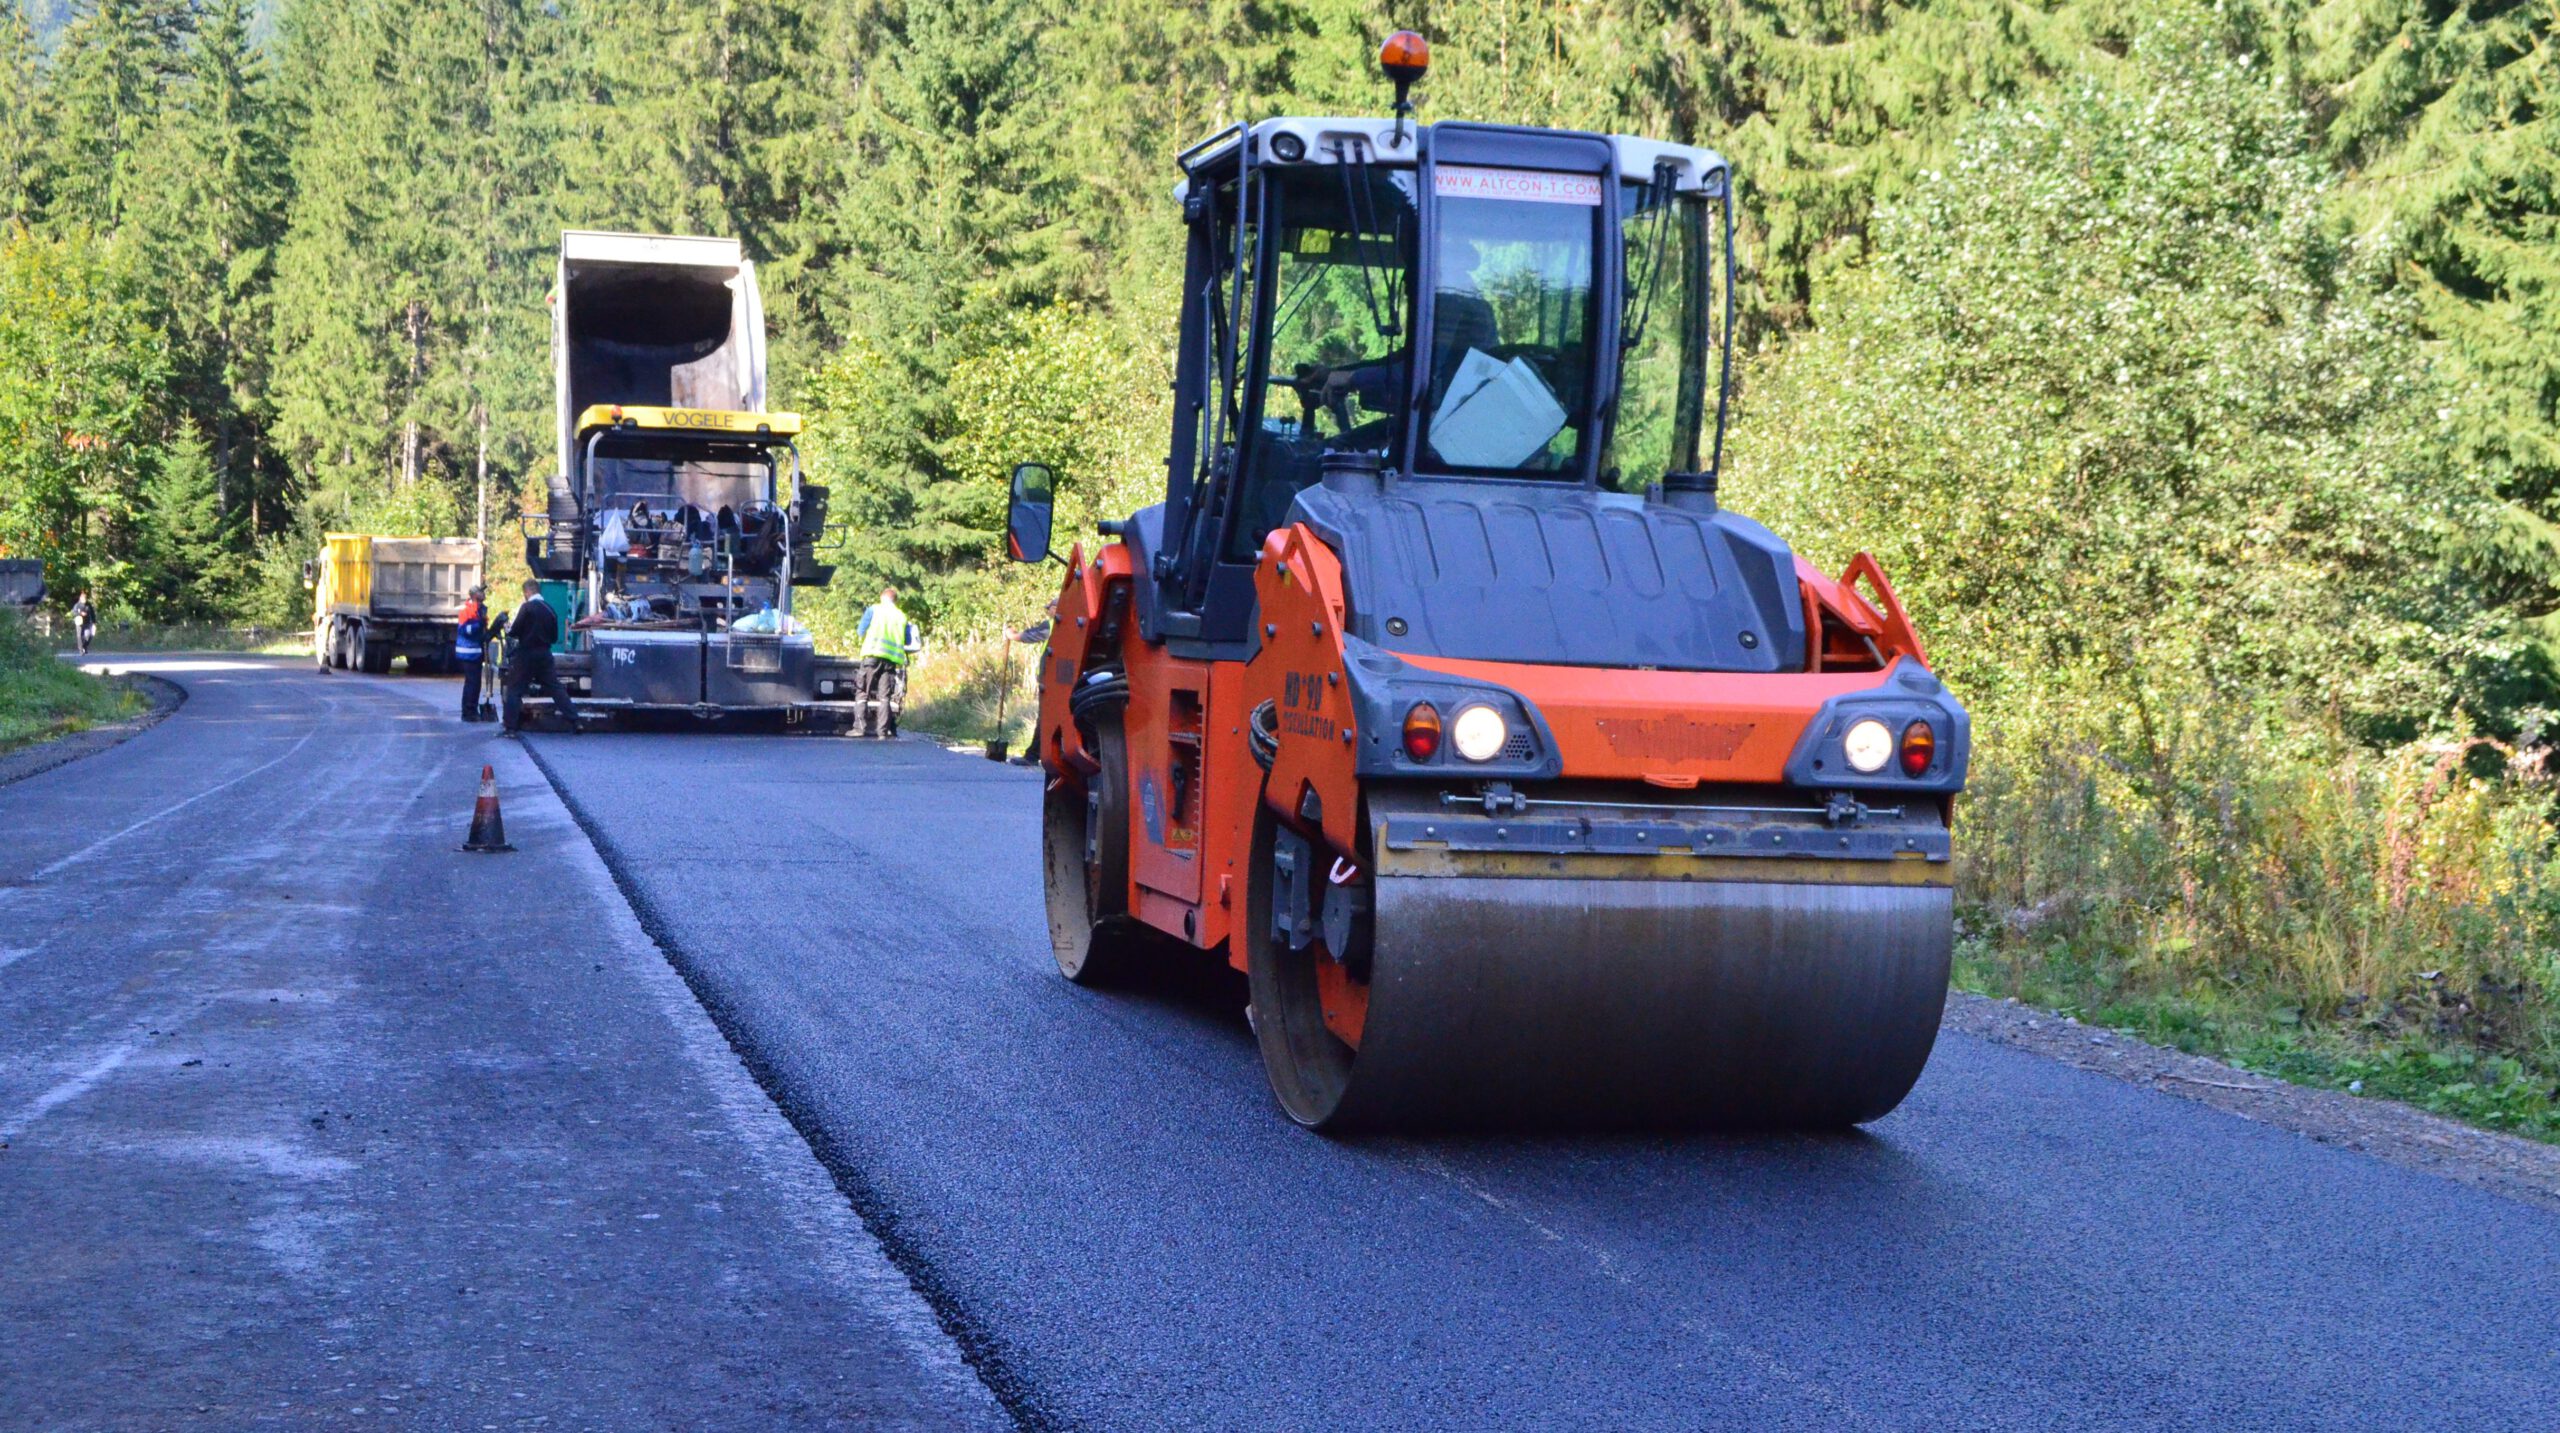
527;723;2560;1431
10;657;2556;1430
0;659;999;1430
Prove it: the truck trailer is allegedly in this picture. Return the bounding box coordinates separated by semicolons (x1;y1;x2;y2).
309;534;483;675
524;230;856;724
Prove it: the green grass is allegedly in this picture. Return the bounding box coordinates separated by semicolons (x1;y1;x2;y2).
0;612;144;754
899;637;1041;749
1957;937;2560;1144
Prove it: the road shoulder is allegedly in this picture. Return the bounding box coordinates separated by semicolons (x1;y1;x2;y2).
0;666;183;788
1948;991;2560;1213
0;661;1005;1429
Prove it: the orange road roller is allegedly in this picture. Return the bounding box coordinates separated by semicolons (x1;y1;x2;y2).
1005;35;1970;1130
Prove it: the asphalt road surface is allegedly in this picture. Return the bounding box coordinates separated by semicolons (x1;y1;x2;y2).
527;719;2560;1430
0;658;999;1430
12;658;2559;1430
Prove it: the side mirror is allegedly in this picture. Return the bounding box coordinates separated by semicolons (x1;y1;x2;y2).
1006;462;1056;565
300;559;317;590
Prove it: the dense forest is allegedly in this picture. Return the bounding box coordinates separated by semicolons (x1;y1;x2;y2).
4;0;2560;1127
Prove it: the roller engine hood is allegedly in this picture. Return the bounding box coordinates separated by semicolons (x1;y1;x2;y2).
1287;477;1808;674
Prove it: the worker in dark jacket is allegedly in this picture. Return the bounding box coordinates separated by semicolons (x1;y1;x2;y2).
454;586;489;721
500;579;577;735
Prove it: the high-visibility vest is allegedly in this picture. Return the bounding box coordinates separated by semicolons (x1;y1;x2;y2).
859;602;911;665
454;601;486;660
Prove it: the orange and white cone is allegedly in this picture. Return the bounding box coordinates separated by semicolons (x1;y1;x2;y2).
462;764;514;853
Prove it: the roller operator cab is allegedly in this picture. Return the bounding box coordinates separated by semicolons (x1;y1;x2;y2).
1009;35;1972;1131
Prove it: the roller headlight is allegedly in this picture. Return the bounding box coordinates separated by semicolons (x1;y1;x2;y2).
1843;717;1894;774
1451;704;1509;763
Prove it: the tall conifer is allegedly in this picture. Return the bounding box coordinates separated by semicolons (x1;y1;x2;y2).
41;0;191;232
0;2;46;228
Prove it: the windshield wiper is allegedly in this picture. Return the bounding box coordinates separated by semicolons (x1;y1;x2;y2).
1329;137;1403;341
1622;162;1677;351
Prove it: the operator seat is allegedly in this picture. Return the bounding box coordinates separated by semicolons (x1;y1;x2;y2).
1425;290;1500;413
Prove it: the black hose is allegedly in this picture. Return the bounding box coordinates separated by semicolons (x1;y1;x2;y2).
1067;669;1130;726
1248;699;1280;773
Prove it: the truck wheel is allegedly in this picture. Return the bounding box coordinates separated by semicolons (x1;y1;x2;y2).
1043;717;1145;985
359;632;392;675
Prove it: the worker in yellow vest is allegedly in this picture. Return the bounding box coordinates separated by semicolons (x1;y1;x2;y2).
854;586;920;738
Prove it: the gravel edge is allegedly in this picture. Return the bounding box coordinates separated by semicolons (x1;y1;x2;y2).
0;671;186;790
1946;990;2560;1213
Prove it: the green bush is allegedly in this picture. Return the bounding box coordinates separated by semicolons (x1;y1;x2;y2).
0;608;141;752
1728;13;2560;1115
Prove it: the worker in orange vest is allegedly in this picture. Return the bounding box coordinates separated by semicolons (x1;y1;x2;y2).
455;586;489;721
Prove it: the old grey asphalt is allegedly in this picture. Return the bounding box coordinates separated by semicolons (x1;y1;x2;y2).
0;657;1000;1430
527;722;2560;1432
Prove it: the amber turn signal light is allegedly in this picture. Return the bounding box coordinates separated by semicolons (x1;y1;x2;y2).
1900;720;1937;777
1402;701;1443;761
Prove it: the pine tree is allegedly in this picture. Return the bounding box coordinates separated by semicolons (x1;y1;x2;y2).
2306;1;2559;642
123;0;288;524
266;0;407;516
40;0;192;232
554;0;816;246
132;418;240;620
810;0;1074;613
0;1;46;229
404;0;557;543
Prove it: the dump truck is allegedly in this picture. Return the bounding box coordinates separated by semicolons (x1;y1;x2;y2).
1007;33;1971;1131
523;230;854;723
308;534;483;674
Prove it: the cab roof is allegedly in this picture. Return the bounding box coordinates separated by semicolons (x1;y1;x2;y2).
1179;117;1728;195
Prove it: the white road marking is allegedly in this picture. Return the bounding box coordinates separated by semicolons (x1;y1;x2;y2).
1;712;330;900
1;1037;145;1142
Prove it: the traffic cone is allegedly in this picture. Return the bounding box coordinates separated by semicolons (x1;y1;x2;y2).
461;764;514;853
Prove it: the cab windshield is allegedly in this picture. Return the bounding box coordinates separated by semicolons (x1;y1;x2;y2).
1416;167;1600;477
1607;182;1725;492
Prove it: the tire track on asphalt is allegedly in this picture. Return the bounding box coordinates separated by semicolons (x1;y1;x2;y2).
517;734;1037;1431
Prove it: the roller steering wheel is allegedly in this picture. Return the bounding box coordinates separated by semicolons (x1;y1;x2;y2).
1279;363;1359;437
